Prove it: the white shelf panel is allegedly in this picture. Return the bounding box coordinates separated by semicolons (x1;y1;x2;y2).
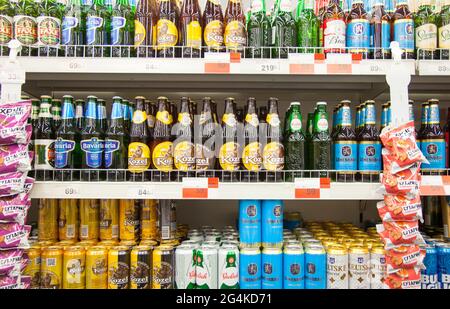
417;60;450;75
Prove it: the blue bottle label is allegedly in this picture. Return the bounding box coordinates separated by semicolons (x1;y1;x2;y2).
86;16;103;45
394;19;414;51
421;140;446;169
346;19;370;49
111;16;126;45
81;137;104;168
334;142;357;171
104;139;120;168
428;105;440;124
55;138;76;168
358;142;382;171
111;103;123;119
62;16;78;45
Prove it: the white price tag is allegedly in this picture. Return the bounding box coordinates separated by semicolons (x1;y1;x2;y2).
294;178;320;189
418;60;450;75
63;186;80;196
326;53;352;64
67;61;82;70
182;177;208;189
258;63;281;73
130;186;155;198
288;53;315;64
204;52;230;62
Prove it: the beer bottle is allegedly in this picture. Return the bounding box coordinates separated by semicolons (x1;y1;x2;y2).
128;96;151;180
147;101;157;136
418;101;429;150
37;0;65;57
97;98;108;133
415;0;438;59
330;104;340;169
14;0;39;56
111;0;134;57
354;104;361;136
62;0;85;57
122;98;131;134
421;99;446;172
379;102;388;132
285;102;305;180
106;96;128;181
224;0;247;54
51;98;62;130
174;97;195;178
283;103;292;139
297;0;319;53
385;0;394;18
190;100;198;118
0;0;14;55
393;0;415;59
211;100;219;124
151;96;174;181
170;101;178;124
75;98;84;131
135;0;157;57
304;111;314;170
370;0;391;59
270;0;297;59
34;95;56;181
196;97;217;177
346;0;370;56
55;95;82;181
264;97;284;182
321;0;346;53
295;0;304;21
31;98;40;128
242;97;262;182
86;0;109;57
156;0;179;58
310;102;331;177
409;99;419;140
129;0;138;13
203;0;224;52
80;96;104;181
247;0;270;58
219;98;240;182
438;0;450;60
180;0;202;58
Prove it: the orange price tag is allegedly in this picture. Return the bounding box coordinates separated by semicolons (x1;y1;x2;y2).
420;185;446;196
320;178;331;189
442;176;450;186
204;63;230;74
230;52;241;63
208;178;219;188
289;64;314;74
295;188;320;199
327;64;352;74
182;188;208;199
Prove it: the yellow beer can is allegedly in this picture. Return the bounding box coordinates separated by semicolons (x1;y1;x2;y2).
97;240;119;248
79;199;100;240
38;199;58;241
99;199;119;241
119;199;140;241
139;239;159;247
86;246;108;289
152;245;175;289
58;199;79;241
119;240;137;248
130;245;153;289
108;246;130;289
23;245;41;289
40;246;63;289
63;246;86;289
55;240;77;250
140;199;159;240
76;240;98;251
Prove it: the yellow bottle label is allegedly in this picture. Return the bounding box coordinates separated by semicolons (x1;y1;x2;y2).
439;24;450;48
157;19;178;49
128;142;151;172
178;112;192;126
266;113;281;127
174;141;195;171
204;20;224;48
222;113;237;127
152;141;174;171
156;110;172;125
224;20;246;49
263;142;284;171
242;142;262;171
219;142;240;171
186;21;202;48
147;114;156;128
245;113;259;127
195;143;214;170
134;20;146;47
132;110;147;124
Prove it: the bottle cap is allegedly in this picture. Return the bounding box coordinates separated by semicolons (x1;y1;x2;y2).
62;95;74;99
317;101;327;105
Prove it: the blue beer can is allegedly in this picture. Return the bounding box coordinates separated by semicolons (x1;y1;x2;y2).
283;244;305;289
239;247;261;289
239;200;261;248
305;245;327;289
437;243;450;289
262;247;283;289
421;244;439;289
262;200;283;248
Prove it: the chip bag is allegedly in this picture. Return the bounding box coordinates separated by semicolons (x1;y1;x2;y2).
0;249;23;275
380;163;421;197
0;274;20;289
0;193;31;225
377;221;424;248
386;244;425;271
0;144;32;174
0;124;32;146
0;223;31;249
0;172;27;197
378;195;422;222
384;268;421;289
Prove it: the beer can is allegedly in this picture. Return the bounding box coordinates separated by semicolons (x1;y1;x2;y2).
140;239;159;247
239;247;261;289
23;245;41;289
76;240;98;250
38;199;58;241
420;244;438;289
119;199;140;241
305;245;326;289
218;244;239;289
130;245;153;289
327;244;348;289
239;200;261;248
175;244;198;289
195;244;218;289
40;246;63;289
63;246;86;289
370;246;387;289
261;247;282;289
58;199;78;241
79;199;100;240
203;240;220;248
283;244;305;289
204;234;221;242
160;239;180;246
437;243;450;289
349;245;370;289
108;246;130;289
159;200;176;241
152;245;175;289
261;200;283;248
99;199;119;241
55;240;77;250
284;211;302;230
37;240;55;247
140;199;158;240
97;240;119;248
86;246;108;289
284;239;302;246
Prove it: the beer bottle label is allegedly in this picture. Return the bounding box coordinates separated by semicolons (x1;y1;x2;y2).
394;19;414;52
111;16;126;45
134;20;146;47
195;144;214;170
334;141;357;171
0;15;13;44
37;16;61;46
178;112;192;126
222;113;237;127
128;142;150;172
153;259;174;289
133;110;147;123
224;21;246;49
266;113;280;127
13;15;37;45
55;138;76;168
324;19;346;49
34;139;55;170
81;137;104;168
219;142;240;171
62;16;78;45
104;139;121;168
152;141;174;171
242;142;262;171
157;19;178;49
204;20;224;48
290;117;302;131
346;19;370;49
174;141;195;171
439;24;450;48
371;20;391;49
416;23;437;50
86;16;103;45
421;139;446;169
358;141;382;171
156;111;172;125
316;116;329;132
245;113;259;127
263;142;284;171
186;21;202;49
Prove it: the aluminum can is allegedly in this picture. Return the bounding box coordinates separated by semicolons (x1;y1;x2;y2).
262;200;283;248
23;245;41;289
370;245;387;289
40;246;63;289
437;243;450;289
38;199;58;241
79;199;100;240
140;199;159;240
99;199;119;241
119;199;139;241
262;247;282;289
130;245;152;289
349;245;370;289
327;244;348;289
152;245;175;289
108;245;130;289
305;245;326;289
175;244;198;289
283;244;305;289
86;246;108;289
195;244;218;289
63;246;86;289
239;247;261;289
58;199;78;241
218;244;239;289
239;200;261;248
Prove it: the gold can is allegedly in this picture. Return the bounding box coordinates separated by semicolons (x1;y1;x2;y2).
322;240;337;249
140;199;159;240
119;199;140;241
99;199;119;241
139;239;159;247
108;246;130;289
40;246;63;289
58;199;79;241
160;239;180;246
152;245;175;289
97;240;119;248
38;199;58;241
37;240;55;247
76;240;98;250
119;240;137;248
86;246;108;289
79;199;100;240
63;246;86;289
23;246;41;289
130;245;153;289
56;240;77;250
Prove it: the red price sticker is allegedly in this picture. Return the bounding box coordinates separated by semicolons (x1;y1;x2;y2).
294;178;321;199
204;63;230;74
182;188;208;199
182;178;209;199
295;188;320;199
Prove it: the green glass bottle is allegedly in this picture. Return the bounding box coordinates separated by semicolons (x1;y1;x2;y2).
297;0;319;53
13;0;39;56
270;0;297;58
295;0;304;21
86;0;109;57
111;0;134;57
62;0;85;57
51;98;62;130
246;0;270;58
415;0;438;59
0;0;14;55
304;111;314;170
310;102;331;177
284;102;305;180
97;98;108;133
75;98;84;131
438;0;450;59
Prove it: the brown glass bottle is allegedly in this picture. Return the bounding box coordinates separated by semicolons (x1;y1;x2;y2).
211;100;219;124
321;0;346;53
219;97;240;182
203;0;224;52
393;0;415;59
224;0;247;54
174;97;195;179
128;96;151;181
151;96;174;181
170;101;178;123
263;97;284;182
147;101;157;138
242;97;262;182
370;0;391;59
196;97;218;177
157;0;179;58
180;0;202;58
135;0;158;57
346;0;370;57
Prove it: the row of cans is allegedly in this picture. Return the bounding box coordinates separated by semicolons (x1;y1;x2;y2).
421;236;450;289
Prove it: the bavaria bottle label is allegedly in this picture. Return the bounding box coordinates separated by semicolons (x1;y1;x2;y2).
34;139;55;170
62;16;78;45
37;16;61;46
0;15;13;44
186;21;202;48
104;139;121;168
152;141;174;171
394;19;414;52
157;19;178;48
14;15;37;45
439;24;450;48
421;139;446;169
86;16;103;45
324;19;346;49
416;23;437;50
204;20;224;49
358;141;382;171
224;21;246;49
128;142;150;172
242;142;262;171
111;16;126;45
81;137;104;168
55;138;76;168
346;19;370;49
263;142;284;171
174;141;195;171
334;141;357;171
219;142;240;171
